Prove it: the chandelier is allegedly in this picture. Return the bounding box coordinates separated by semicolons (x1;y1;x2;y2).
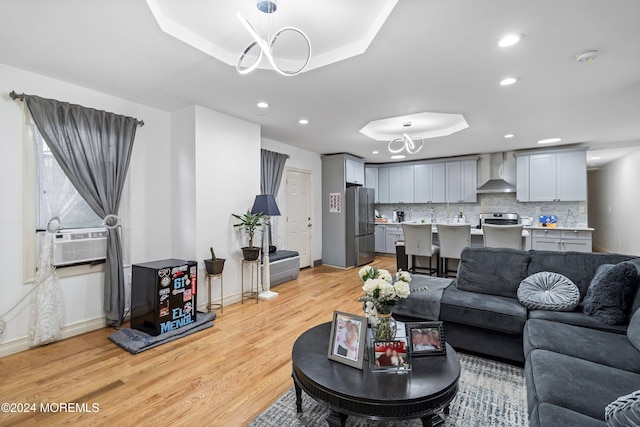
388;122;424;154
236;1;311;76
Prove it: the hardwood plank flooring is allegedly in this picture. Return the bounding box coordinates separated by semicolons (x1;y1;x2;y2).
0;256;397;426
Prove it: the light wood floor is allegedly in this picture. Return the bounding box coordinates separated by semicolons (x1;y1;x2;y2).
0;256;397;426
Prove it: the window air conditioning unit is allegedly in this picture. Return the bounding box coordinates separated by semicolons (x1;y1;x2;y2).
52;228;108;267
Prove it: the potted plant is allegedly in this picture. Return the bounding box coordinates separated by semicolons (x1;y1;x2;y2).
204;247;225;275
232;210;265;261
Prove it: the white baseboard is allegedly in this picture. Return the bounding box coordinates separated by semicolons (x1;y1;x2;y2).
320;263;352;270
197;292;242;313
0;316;108;358
2;292;244;358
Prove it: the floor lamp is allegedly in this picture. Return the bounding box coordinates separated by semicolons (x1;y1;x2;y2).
251;194;280;300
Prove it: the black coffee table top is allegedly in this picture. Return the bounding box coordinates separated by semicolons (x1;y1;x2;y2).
292;322;460;421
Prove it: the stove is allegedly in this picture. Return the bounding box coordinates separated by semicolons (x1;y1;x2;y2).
479;212;519;227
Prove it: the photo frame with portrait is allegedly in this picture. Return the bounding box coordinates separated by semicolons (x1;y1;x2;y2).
405;321;446;357
370;338;411;372
327;311;367;369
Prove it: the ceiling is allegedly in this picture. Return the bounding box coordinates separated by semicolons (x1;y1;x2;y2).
146;0;398;73
1;0;639;166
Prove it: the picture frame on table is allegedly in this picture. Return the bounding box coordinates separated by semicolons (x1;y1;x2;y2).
405;321;447;357
370;338;411;372
327;311;367;370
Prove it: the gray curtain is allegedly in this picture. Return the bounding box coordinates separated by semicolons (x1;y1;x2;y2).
24;95;140;326
261;149;289;195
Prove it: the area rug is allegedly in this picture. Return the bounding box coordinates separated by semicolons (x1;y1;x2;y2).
249;353;527;426
108;311;216;354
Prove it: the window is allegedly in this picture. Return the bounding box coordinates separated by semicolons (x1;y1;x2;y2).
34;127;103;231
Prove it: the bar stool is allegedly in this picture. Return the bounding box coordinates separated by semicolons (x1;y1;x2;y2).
482;224;524;250
402;223;439;276
436;223;471;278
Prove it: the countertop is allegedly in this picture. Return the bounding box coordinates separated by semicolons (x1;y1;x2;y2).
525;226;594;231
377;221;594;232
375;222;530;237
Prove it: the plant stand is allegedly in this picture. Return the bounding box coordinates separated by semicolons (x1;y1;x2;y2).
205;272;224;313
241;259;260;304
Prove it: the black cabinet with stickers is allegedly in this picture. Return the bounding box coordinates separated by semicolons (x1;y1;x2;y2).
131;259;198;336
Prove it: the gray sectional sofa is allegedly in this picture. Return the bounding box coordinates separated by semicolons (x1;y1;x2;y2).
394;246;640;426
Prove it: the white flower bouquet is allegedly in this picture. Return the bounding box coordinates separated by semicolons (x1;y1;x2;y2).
357;266;415;320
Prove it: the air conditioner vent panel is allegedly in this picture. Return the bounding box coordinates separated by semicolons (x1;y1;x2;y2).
52;228;108;267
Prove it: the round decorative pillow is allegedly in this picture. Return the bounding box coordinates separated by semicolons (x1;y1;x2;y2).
517;272;580;311
605;389;640;427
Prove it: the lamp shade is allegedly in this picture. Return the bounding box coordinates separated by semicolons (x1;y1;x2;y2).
251;194;281;216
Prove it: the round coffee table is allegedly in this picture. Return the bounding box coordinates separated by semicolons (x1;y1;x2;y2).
291;322;460;427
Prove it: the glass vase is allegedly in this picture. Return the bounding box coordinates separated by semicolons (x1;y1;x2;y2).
373;313;397;341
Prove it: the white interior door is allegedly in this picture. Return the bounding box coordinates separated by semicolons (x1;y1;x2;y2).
285;169;312;268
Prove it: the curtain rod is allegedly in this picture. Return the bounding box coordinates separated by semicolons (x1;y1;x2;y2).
9;91;145;127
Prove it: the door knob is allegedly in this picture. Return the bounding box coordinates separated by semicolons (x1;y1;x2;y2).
308;223;312;227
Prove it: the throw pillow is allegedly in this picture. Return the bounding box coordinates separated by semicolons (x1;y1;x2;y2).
628;309;640;353
582;263;640;325
605;389;640;427
622;259;640;315
517;272;580;311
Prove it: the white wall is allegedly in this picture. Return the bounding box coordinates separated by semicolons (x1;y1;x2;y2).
588;149;640;256
0;62;173;355
170;106;197;259
261;138;323;264
170;105;261;304
195;106;261;301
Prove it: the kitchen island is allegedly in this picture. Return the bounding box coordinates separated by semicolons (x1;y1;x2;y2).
375;222;531;254
376;222;595;262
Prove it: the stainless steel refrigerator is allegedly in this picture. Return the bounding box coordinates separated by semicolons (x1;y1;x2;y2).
346;187;375;267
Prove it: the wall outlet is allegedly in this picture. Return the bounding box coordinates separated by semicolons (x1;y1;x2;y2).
535;206;540;214
579;206;585;213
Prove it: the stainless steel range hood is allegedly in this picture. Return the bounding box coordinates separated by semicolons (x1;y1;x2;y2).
477;152;516;194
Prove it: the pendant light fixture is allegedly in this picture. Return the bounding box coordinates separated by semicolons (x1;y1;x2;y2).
388;122;424;155
236;0;311;76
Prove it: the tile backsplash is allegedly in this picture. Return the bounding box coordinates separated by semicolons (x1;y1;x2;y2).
375;193;588;228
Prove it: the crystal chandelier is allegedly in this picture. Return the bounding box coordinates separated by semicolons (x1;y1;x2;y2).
236;0;311;76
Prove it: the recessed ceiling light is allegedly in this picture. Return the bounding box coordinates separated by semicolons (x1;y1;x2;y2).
575;49;599;63
500;77;518;86
504;134;515;139
537;137;562;144
390;155;406;160
498;34;522;48
256;102;269;108
372;151;379;154
298;119;309;125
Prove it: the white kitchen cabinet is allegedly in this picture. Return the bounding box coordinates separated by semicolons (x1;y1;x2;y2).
385;224;404;253
365;167;378;201
516;155;530;202
556;151;587;201
389;167;402;203
529;153;557;202
345;158;365;185
445;159;477;203
461;160;477;202
378;167;390;203
388;166;415;204
530;228;592;253
414;163;446;203
401;166;415;203
375;224;386;252
521;150;586;202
